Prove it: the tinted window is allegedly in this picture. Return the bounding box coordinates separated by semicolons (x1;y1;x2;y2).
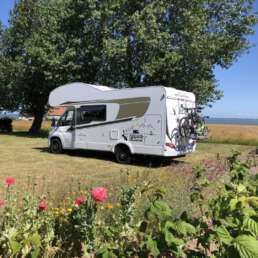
59;110;74;126
77;105;106;124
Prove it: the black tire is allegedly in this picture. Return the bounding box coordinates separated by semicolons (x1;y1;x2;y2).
50;138;63;154
115;145;132;164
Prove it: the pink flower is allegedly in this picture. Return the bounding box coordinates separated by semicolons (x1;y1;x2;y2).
207;175;214;182
5;176;15;187
75;196;85;206
38;200;47;211
91;187;107;202
0;199;4;208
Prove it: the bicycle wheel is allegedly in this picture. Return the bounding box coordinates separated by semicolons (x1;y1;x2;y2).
171;128;180;146
179;117;191;137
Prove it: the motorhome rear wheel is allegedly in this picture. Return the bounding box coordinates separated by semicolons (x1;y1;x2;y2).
115;145;132;164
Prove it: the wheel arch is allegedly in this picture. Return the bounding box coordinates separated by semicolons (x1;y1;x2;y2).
113;142;134;154
50;136;63;148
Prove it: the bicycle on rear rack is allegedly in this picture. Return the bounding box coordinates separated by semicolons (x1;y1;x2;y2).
178;107;208;140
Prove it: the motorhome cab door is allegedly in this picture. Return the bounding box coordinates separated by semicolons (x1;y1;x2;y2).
74;105;107;149
58;108;75;149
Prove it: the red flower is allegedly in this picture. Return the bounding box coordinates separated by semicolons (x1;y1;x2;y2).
5;176;15;187
75;196;85;206
38;200;47;211
0;199;4;208
91;187;107;202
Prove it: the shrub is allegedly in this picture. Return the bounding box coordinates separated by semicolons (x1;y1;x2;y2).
0;118;13;132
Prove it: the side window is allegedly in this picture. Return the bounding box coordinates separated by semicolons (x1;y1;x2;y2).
77;105;106;124
59;110;74;126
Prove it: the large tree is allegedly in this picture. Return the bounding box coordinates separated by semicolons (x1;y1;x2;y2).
0;0;72;132
0;0;257;132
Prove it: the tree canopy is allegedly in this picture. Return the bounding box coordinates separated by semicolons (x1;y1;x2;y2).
0;0;257;132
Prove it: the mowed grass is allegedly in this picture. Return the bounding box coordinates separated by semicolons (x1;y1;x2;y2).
0;121;256;215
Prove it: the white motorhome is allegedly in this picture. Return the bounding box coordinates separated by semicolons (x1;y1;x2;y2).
48;83;196;163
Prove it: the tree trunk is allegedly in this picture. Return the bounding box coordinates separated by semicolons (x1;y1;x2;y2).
29;111;44;134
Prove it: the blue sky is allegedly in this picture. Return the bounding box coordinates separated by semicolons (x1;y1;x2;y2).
1;0;258;118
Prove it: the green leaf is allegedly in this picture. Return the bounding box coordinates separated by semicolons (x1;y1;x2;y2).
243;217;258;237
237;184;247;193
233;235;258;258
9;240;22;255
229;198;238;211
96;246;117;258
146;237;160;257
150;200;172;219
31;248;40;258
165;220;196;236
247;197;258;209
29;233;41;248
164;222;185;247
165;231;184;248
216;225;232;246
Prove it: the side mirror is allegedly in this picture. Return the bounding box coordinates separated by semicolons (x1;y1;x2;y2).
51;118;57;127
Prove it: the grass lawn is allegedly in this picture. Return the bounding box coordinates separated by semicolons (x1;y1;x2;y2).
0;121;257;216
0;121;255;217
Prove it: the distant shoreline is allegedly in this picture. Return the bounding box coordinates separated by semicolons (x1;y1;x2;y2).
206;118;258;126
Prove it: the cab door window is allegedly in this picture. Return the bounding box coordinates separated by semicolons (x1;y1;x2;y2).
59;110;74;126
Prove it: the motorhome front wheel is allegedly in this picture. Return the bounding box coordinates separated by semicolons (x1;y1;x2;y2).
50;138;63;154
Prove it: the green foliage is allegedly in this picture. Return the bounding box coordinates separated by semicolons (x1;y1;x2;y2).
0;0;71;132
233;235;258;258
0;0;257;132
0;188;56;257
198;152;258;257
228;150;250;183
0;153;257;257
68;197;98;256
119;186;137;225
95;186;139;258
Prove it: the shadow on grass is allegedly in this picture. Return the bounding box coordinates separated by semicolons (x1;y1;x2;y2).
0;131;48;139
34;147;184;168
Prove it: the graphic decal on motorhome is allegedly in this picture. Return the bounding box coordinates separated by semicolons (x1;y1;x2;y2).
61;97;150;121
115;98;150;120
129;134;144;142
122;121;156;143
123;122;155;134
64;97;150;130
